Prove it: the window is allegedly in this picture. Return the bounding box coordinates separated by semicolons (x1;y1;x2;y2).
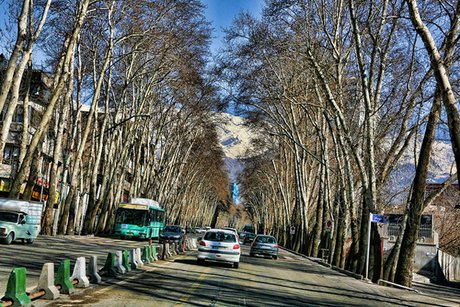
204;231;236;242
3;145;19;165
12;106;24;123
0;211;18;223
256;236;277;244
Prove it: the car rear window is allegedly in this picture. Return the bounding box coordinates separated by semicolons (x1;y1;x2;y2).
255;236;277;244
164;226;181;232
204;231;236;242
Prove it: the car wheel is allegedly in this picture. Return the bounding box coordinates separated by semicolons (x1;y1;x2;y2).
197;258;205;265
3;232;13;245
233;262;239;269
273;255;278;260
25;238;34;244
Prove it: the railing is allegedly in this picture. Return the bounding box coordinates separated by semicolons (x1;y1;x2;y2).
437;249;460;282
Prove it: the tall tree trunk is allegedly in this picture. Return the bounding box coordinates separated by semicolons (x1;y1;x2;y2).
42;102;68;234
395;92;442;287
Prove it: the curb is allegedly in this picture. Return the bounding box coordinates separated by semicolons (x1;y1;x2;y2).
280;246;363;280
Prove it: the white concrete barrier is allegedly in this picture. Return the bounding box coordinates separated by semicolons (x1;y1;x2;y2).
115;251;126;274
33;263;60;300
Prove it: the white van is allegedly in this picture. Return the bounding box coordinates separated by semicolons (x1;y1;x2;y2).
0;198;43;244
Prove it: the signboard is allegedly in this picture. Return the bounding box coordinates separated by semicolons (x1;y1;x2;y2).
326;220;332;232
371;214;388;224
119;203;148;210
290;226;296;235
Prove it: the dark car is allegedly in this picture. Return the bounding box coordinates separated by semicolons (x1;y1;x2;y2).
250;235;279;259
243;232;256;244
159;225;184;243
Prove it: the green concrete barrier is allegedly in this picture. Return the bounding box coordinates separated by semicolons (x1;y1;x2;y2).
147;246;154;261
101;252;118;277
142;246;151;263
55;259;74;294
122;250;131;272
3;267;31;306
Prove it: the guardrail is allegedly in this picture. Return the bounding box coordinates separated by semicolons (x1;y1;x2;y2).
0;237;198;307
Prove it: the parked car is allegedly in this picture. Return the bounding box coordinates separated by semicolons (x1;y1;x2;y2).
250;235;279;259
159;225;184;243
196;227;207;234
197;229;241;268
237;231;246;244
243;232;256;244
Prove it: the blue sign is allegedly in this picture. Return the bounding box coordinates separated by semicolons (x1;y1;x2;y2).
371;214;388;224
231;182;239;204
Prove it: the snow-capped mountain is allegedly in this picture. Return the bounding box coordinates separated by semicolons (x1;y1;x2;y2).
214;113;255;182
387;139;457;204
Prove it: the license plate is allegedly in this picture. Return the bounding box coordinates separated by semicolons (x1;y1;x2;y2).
262;246;271;249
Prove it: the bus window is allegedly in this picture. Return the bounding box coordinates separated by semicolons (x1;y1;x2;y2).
115;208;147;226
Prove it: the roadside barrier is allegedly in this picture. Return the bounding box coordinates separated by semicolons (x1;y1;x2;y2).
2;267;31;307
88;256;102;284
0;242;182;306
142;246;152;263
135;248;144;267
33;263;60;300
55;259;75;294
71;257;90;288
129;249;140;269
190;238;197;249
101;252;118;277
115;251;126;274
146;246;153;262
151;245;158;261
121;250;132;272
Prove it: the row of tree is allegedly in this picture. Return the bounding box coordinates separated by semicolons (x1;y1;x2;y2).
0;1;231;237
218;0;459;287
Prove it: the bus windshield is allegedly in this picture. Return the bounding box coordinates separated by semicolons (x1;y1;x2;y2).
115;208;147;226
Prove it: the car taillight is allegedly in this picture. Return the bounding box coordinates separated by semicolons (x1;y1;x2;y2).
233;244;240;249
199;240;206;246
0;227;5;234
274;244;279;248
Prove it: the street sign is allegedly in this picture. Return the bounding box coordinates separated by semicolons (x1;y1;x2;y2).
326;220;332;232
370;214;388;224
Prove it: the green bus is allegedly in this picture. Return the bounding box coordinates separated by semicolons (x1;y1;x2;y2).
113;198;165;239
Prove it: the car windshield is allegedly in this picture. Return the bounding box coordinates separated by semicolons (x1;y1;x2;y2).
204;231;236;242
164;226;181;232
0;211;19;223
255;236;277;244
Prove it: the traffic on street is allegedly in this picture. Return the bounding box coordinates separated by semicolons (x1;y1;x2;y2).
1;235;458;306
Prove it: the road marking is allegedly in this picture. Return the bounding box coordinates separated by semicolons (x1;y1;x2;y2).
174;267;210;306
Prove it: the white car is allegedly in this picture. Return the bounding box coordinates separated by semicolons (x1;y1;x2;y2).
197;229;241;268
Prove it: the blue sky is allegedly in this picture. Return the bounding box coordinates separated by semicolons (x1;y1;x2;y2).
202;0;264;55
0;1;264;59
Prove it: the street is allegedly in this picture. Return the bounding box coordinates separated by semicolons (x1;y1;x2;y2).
1;236;454;307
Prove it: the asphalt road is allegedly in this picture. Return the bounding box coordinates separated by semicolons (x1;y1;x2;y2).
1;236;459;306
